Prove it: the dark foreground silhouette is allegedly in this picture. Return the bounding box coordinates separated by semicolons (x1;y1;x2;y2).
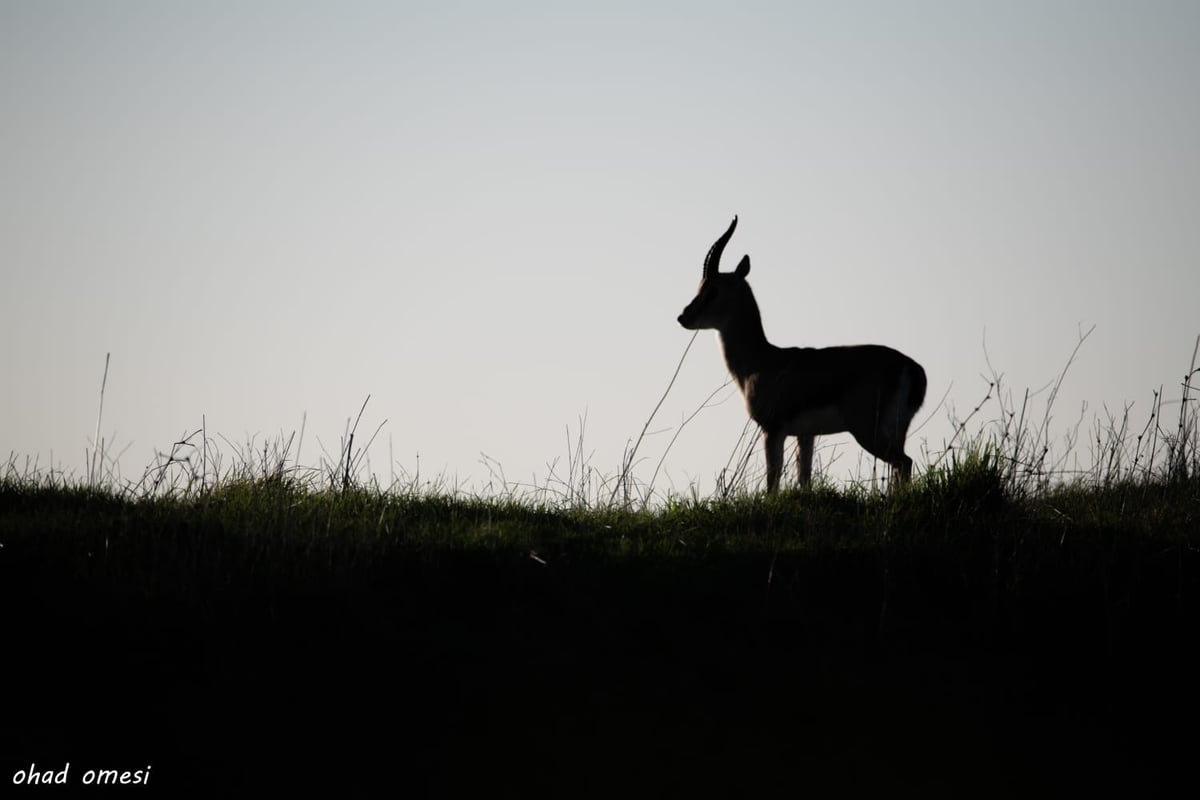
3;489;1197;797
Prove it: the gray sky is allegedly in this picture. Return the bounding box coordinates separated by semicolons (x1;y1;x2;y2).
3;1;1198;498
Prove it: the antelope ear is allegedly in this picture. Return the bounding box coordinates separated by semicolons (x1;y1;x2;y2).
734;255;751;277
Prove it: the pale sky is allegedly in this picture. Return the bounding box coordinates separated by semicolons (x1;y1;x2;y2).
3;1;1198;499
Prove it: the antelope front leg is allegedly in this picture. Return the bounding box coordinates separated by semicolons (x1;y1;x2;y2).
764;430;785;495
797;435;814;488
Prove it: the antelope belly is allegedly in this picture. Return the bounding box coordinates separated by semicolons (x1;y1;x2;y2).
785;406;845;435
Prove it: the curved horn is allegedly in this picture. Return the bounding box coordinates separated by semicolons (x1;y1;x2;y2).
703;216;738;278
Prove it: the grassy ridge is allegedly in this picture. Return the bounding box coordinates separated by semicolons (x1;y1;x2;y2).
2;466;1198;796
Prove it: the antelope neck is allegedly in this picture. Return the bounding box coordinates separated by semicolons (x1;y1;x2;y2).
717;307;772;387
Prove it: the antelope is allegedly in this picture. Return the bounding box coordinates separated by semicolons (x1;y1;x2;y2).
677;216;928;494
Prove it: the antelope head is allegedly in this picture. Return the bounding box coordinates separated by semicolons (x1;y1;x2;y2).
677;216;754;332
